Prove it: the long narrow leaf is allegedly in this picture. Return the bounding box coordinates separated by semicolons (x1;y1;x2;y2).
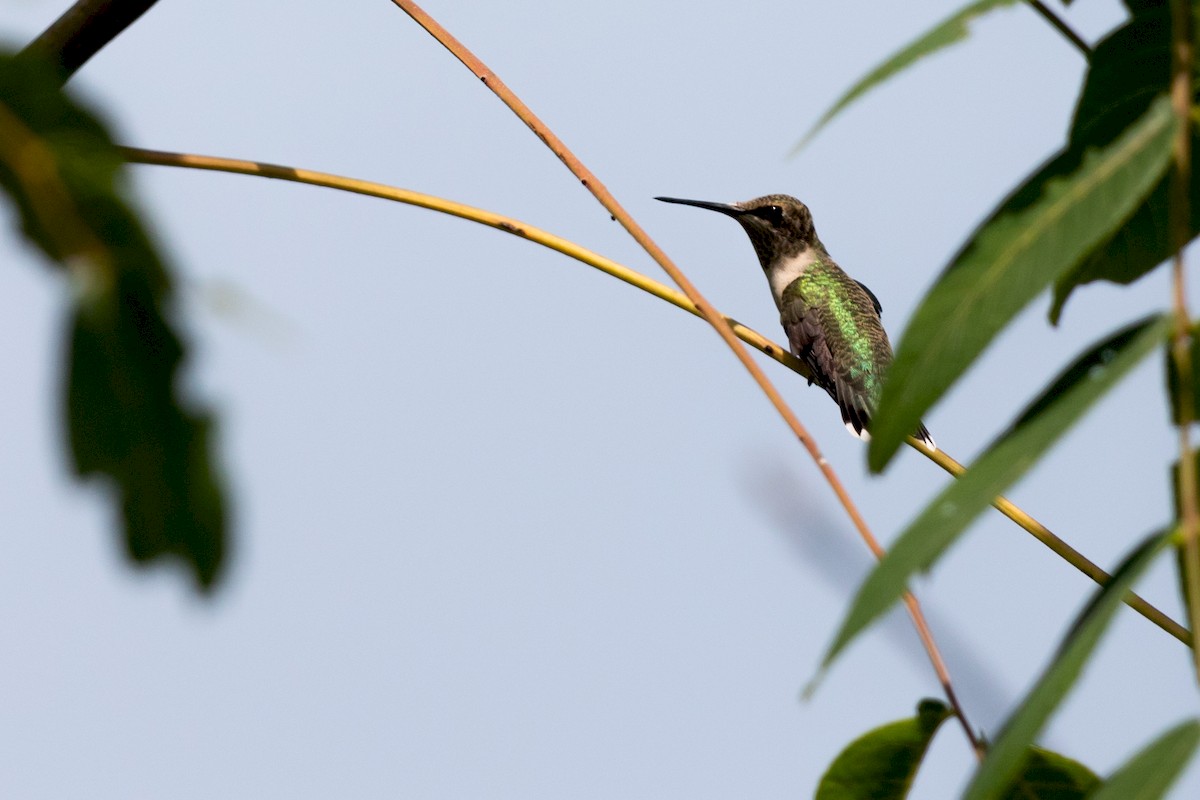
793;0;1020;152
1088;720;1200;800
962;528;1175;800
819;315;1169;674
868;96;1176;471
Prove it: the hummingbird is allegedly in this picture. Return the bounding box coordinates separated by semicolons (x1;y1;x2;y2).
656;194;934;449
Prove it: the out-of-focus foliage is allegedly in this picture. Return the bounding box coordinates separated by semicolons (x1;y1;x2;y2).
0;51;227;589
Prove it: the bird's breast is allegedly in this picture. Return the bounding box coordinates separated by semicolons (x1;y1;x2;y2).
767;249;821;307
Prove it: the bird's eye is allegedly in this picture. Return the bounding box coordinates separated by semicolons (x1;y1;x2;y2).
758;205;784;225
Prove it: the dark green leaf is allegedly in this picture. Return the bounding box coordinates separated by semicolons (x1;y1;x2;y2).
1038;3;1197;321
793;0;1020;152
68;283;227;586
867;96;1176;471
0;52;228;589
814;699;952;800
821;315;1168;676
999;747;1100;800
962;528;1174;800
1088;719;1200;800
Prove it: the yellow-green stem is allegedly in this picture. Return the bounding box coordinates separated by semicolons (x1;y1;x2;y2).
122;147;1191;652
914;437;1192;647
1168;0;1200;680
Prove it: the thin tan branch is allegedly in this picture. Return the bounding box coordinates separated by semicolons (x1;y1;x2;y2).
385;0;983;755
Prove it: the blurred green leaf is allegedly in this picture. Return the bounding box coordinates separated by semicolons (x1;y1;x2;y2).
814;699;951;800
68;283;227;586
1088;719;1200;800
0;52;227;589
793;0;1019;152
867;96;1175;472
821;316;1168;672
998;747;1100;800
962;528;1173;800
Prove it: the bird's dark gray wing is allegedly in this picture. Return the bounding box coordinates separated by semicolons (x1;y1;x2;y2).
779;289;875;439
855;280;882;316
779;271;935;448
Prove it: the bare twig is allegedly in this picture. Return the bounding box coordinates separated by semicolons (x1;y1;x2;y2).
386;0;983;752
20;0;160;82
119;148;817;375
1025;1;1090;56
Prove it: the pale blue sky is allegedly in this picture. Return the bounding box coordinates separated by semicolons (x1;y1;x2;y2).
2;1;1198;797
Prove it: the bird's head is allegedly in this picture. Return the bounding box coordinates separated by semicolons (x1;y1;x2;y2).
656;194;819;269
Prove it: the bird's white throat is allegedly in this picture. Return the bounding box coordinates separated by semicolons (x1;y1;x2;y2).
767;248;820;308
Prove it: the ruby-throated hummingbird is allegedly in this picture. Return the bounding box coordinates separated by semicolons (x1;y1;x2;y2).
656;194;934;449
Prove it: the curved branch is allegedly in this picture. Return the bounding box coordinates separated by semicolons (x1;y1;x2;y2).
121;146;1189;648
379;7;985;747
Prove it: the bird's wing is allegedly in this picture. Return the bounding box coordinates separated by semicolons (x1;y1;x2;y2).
779;278;879;439
855;280;882;316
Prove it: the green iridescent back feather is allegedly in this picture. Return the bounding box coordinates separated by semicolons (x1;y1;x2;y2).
780;258;893;435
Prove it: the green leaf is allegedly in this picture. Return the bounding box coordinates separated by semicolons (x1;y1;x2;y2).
1088;719;1200;800
1042;4;1199;321
867;96;1176;472
962;528;1174;800
999;747;1100;800
820;315;1168;677
0;52;228;589
793;0;1020;152
68;286;228;587
814;699;952;800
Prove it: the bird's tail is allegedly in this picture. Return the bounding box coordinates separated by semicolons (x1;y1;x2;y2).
913;422;936;451
836;392;936;452
843;416;937;453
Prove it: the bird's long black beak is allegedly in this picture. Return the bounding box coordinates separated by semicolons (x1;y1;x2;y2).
654;196;743;218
